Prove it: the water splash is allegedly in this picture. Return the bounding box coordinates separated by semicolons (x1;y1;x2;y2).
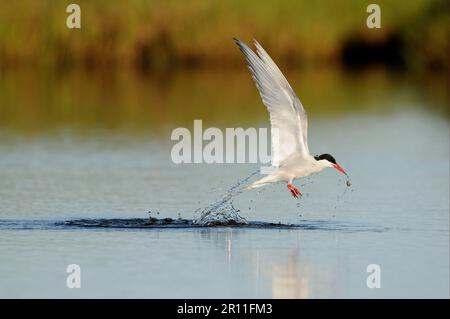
193;170;259;226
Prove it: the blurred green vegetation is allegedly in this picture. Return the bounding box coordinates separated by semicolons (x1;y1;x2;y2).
0;1;448;137
0;0;448;72
0;66;447;137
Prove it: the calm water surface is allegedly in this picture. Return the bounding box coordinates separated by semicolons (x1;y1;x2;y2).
0;69;448;298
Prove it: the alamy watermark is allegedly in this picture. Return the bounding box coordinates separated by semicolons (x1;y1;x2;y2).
66;4;81;29
366;4;381;29
171;120;280;174
366;264;381;289
66;264;81;289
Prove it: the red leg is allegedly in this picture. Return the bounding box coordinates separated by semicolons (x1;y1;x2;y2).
287;183;302;198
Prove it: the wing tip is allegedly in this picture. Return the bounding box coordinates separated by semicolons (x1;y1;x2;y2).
233;37;242;46
234;37;261;50
233;37;250;58
233;37;244;52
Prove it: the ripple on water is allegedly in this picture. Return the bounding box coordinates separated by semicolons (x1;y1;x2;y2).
0;218;389;232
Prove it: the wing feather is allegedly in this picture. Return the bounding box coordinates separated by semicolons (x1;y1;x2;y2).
234;38;310;165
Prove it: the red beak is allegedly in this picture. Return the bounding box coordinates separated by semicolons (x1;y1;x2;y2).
333;164;347;176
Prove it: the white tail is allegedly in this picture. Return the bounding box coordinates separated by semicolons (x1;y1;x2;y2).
245;175;279;190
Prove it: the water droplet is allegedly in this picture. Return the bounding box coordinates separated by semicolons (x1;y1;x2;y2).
193;170;258;226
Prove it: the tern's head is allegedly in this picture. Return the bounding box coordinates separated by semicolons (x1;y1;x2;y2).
314;153;347;176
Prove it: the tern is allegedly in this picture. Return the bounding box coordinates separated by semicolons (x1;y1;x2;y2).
234;38;348;198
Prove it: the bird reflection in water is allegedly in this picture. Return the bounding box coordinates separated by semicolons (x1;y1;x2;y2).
272;250;336;298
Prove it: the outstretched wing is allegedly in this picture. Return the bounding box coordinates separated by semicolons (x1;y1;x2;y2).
234;38;309;165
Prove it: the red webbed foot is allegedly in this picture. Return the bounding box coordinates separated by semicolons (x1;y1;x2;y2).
287;183;302;198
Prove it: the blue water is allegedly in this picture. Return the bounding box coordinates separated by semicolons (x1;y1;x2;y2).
0;70;448;298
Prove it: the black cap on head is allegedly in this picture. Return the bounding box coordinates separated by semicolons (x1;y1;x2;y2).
314;153;337;164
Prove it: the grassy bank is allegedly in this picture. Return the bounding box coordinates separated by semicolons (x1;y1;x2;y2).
0;0;448;72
